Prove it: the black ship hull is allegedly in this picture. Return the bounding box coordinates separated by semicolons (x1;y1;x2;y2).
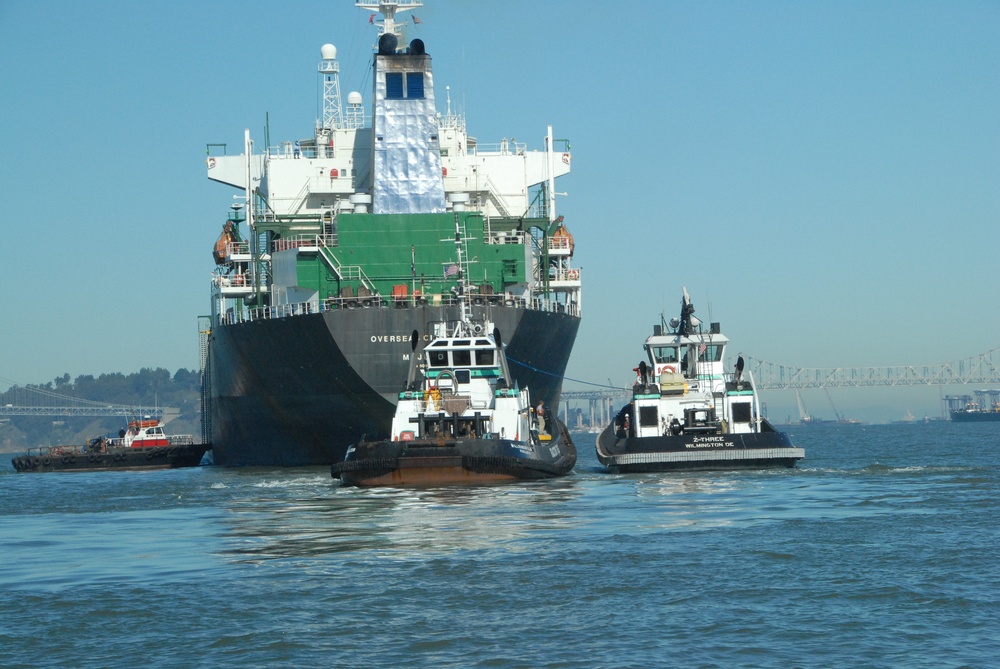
333;421;577;487
206;305;579;466
596;424;803;473
950;411;1000;422
12;444;210;473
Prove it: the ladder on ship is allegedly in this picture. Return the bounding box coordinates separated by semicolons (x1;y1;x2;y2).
317;247;378;297
198;317;212;445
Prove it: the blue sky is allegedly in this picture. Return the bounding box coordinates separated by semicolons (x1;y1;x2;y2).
1;1;998;422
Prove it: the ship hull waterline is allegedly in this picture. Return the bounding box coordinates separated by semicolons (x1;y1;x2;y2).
12;444;211;473
596;424;803;473
207;304;580;467
334;421;577;487
950;411;1000;422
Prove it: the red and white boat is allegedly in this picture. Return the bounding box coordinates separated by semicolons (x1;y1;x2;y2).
114;419;171;448
11;418;211;473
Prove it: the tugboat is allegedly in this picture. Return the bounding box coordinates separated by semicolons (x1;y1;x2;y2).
11;419;210;473
596;289;804;472
332;220;576;487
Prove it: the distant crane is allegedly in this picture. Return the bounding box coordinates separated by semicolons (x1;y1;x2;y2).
796;390;813;422
824;387;845;422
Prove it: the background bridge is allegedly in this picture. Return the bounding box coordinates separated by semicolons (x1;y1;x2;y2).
557;347;1000;429
0;382;164;419
5;346;1000;429
746;347;1000;390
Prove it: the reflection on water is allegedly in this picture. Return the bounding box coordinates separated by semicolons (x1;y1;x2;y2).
214;470;585;563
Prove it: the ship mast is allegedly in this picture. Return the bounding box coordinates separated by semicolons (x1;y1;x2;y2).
453;213;470;329
546;125;557;222
357;0;422;37
319;44;343;130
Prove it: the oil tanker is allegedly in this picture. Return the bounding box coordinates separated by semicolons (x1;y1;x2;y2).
201;1;581;465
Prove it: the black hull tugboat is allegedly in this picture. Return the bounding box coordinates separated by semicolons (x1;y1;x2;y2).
335;418;576;487
597;289;804;473
12;419;210;473
333;221;576;487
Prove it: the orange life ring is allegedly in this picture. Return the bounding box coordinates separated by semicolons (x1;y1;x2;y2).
561;153;570;164
661;365;676;374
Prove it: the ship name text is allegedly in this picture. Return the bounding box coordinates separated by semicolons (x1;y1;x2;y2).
370;333;432;344
687;436;734;448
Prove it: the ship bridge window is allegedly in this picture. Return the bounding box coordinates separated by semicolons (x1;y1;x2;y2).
429;350;449;368
453;350;471;366
651;346;679;363
407;72;425;99
385;72;425;100
386;73;404;99
475;349;495;366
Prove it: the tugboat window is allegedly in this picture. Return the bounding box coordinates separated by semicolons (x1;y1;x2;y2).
651;346;679;363
732;403;752;423
699;344;723;362
475;349;495;366
455;370;471;384
639;406;658;427
453;350;471;366
429;350;449;367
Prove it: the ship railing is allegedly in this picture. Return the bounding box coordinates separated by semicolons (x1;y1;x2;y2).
269;142;331;160
218;300;320;326
316;248;379;296
214;291;577;327
487;231;527;245
529;297;580;318
225;241;250;257
473;140;528;156
272;234;332;252
547;236;573;253
24;444;90;458
549;268;582;283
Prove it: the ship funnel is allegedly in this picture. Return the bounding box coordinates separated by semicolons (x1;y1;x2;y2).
378;33;398;55
409;39;425;55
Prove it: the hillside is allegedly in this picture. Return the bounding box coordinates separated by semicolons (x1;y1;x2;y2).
0;369;202;453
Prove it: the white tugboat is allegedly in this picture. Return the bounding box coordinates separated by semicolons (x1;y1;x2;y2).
333;219;576;486
596;289;804;472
